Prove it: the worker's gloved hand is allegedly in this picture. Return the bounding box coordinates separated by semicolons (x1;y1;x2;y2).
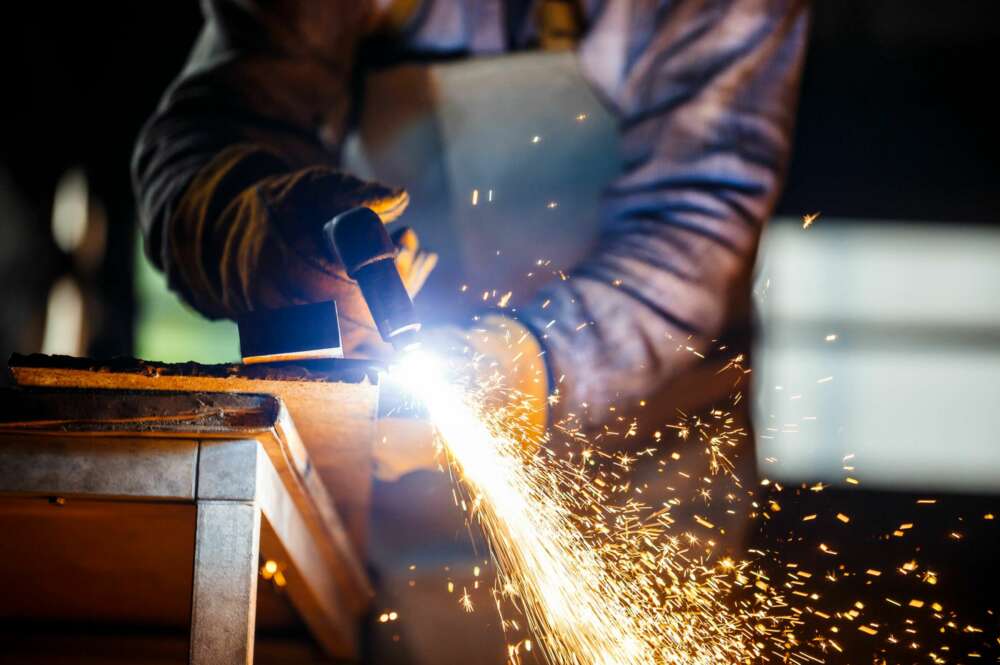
374;316;549;481
255;167;437;354
176;150;436;355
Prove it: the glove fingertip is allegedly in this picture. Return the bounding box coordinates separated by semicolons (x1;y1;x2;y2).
391;226;419;251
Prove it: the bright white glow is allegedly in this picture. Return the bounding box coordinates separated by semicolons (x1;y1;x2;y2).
52;169;88;253
756;220;1000;491
41;276;84;356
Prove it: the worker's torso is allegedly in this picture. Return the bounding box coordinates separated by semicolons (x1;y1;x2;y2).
351;11;760;664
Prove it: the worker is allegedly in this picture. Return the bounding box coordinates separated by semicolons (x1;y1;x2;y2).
134;1;808;662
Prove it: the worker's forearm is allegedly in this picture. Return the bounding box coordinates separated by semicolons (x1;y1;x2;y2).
132;0;379;318
158;147;356;318
526;0;810;424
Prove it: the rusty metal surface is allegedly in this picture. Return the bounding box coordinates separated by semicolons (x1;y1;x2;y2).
0;387;281;434
190;501;261;665
0;435;197;500
8;353;381;385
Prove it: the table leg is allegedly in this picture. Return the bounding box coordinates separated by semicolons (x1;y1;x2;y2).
189;500;261;665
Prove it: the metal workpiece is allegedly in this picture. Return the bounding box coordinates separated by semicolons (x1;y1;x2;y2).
198;439;264;502
195;437;365;656
0;383;373;663
0;435;198;500
7;353;381;557
237;300;343;364
190;501;261;665
255;451;362;656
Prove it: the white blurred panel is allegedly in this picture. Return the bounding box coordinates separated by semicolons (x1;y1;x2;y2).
754;220;1000;493
762;222;1000;328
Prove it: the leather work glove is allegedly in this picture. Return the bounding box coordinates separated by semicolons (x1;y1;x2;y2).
373;315;549;481
171;147;436;355
391;226;436;299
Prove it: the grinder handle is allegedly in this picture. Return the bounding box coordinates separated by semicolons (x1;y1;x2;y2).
325;206;396;277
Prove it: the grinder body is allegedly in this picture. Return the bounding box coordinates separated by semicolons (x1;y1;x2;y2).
325;207;422;352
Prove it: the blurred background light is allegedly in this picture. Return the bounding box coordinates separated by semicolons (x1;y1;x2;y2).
755;219;1000;493
133;236;239;364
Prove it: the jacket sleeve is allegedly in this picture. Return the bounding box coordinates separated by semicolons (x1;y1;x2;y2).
519;0;809;423
132;0;400;323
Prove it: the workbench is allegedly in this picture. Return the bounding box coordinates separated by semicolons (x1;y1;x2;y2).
0;354;382;664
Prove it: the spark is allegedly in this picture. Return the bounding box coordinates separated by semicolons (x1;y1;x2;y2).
461;587;475;612
802;212;821;229
389;350;775;665
382;321;999;664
